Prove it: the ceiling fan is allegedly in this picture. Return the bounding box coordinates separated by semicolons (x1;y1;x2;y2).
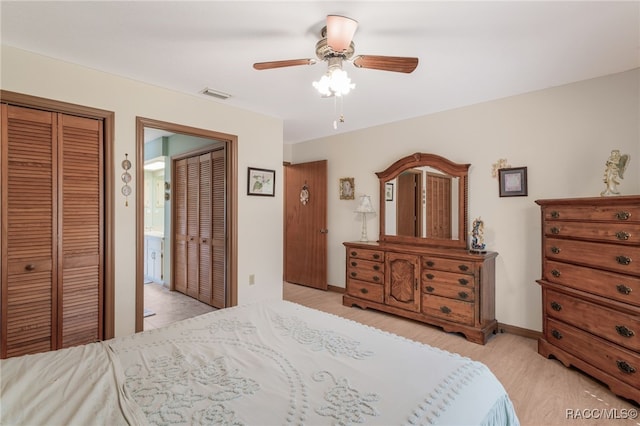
253;15;419;86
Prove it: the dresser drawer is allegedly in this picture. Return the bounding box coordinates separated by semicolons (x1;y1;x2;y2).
421;294;474;326
546;318;640;389
422;269;474;288
422;256;474;274
544;289;640;352
347;247;383;262
544;238;640;275
422;281;475;302
544;259;640;307
544;221;640;245
347;262;384;284
544;204;640;223
346;279;383;303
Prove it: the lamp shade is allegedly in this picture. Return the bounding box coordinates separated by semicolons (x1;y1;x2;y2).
355;195;375;213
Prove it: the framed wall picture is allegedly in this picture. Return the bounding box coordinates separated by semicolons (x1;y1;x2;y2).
339;177;355;200
247;167;275;196
499;167;528;197
385;182;394;201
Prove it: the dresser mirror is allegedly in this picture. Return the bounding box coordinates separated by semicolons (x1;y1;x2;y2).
376;153;470;249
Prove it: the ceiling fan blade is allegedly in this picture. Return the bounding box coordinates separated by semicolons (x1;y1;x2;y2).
326;15;358;52
353;55;419;73
253;59;316;70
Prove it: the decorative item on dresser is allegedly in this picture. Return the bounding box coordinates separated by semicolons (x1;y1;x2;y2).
343;153;498;345
535;195;640;403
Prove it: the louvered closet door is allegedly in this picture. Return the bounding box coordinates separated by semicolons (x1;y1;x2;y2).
172;147;225;308
58;114;103;348
173;158;188;294
1;105;57;358
1;105;103;358
186;156;199;299
210;149;226;308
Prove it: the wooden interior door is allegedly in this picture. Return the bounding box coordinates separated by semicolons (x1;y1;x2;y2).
284;160;327;290
426;173;452;238
396;170;422;237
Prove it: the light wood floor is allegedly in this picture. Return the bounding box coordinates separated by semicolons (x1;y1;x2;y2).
143;281;639;425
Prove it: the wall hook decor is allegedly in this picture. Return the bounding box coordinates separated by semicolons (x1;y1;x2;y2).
300;183;309;205
121;153;132;206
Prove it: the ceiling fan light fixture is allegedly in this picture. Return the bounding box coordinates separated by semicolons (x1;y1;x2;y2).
326;15;358;52
312;68;355;97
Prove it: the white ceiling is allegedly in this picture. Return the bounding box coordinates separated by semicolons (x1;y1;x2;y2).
2;1;638;144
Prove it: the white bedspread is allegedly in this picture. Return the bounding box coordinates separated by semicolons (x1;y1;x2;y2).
1;300;519;425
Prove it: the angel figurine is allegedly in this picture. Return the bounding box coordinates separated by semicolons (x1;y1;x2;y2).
601;150;630;196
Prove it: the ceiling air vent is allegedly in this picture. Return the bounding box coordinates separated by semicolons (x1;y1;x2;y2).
200;87;231;100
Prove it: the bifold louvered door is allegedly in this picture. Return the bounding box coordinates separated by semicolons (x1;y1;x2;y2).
173;148;226;308
0;104;103;359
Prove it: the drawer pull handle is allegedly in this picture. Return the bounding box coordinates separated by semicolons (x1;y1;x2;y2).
616;211;631;221
458;291;469;299
616;284;632;295
440;306;451;314
616;360;636;374
550;227;560;234
616;231;630;241
615;325;635;338
25;264;36;271
350;261;357;267
551;269;561;278
425;261;435;267
458;265;469;272
551;329;563;340
551;246;561;254
425;286;434;293
616;256;632;266
550;301;562;311
458;278;469;285
359;288;369;294
373;254;380;260
425;273;435;280
550;211;560;219
350;251;357;257
373;276;380;282
350;272;357;278
373;265;380;271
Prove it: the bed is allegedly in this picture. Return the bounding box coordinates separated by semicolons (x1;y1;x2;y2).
1;300;519;425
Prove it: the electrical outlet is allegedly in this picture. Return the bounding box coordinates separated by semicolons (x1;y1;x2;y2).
249;274;255;285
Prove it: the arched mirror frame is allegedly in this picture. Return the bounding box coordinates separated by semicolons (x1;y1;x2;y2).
376;152;470;249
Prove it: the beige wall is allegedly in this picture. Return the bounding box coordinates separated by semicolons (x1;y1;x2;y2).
288;68;640;331
1;46;285;337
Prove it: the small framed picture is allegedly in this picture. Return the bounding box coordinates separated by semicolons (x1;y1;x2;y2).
385;182;394;201
339;177;355;200
247;167;275;196
499;167;528;197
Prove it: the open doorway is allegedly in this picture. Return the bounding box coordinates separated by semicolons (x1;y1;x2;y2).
135;117;238;332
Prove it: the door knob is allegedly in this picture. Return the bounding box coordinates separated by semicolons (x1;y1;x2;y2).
320;228;329;234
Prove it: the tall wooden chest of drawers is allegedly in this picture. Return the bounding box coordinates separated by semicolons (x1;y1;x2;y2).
536;196;640;403
344;241;498;344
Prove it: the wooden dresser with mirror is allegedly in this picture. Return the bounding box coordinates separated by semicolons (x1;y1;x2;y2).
343;153;498;344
